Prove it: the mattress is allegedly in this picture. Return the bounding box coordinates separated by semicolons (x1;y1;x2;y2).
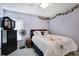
32;35;78;56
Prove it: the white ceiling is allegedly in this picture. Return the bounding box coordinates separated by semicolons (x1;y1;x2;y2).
0;3;79;17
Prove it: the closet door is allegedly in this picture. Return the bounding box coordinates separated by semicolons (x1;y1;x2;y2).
7;30;17;54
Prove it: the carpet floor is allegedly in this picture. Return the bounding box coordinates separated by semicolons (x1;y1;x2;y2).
9;47;38;56
0;47;38;56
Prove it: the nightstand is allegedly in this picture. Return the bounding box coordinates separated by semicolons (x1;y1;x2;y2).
26;38;32;48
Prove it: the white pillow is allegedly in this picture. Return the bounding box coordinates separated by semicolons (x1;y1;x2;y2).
33;31;42;36
44;31;49;35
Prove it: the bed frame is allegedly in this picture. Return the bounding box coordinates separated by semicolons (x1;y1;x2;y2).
30;29;47;56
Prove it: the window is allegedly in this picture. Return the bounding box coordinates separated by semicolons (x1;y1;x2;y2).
15;20;24;41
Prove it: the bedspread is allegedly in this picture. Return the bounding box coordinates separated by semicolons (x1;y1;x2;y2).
32;35;78;56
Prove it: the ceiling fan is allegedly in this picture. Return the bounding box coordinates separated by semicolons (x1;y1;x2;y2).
40;3;51;9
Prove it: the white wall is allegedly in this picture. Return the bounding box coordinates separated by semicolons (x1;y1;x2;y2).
48;8;79;47
0;7;4;17
4;10;48;39
23;15;48;38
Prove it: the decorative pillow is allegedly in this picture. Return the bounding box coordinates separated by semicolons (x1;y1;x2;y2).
33;31;42;36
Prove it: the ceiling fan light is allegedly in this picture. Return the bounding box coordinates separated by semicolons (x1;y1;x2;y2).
40;3;49;9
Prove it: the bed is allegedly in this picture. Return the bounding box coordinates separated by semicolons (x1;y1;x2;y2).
30;29;78;56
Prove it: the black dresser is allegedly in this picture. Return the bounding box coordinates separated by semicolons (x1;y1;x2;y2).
1;30;17;55
0;16;17;55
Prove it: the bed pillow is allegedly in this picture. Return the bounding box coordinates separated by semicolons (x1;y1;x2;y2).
44;31;49;35
33;31;42;36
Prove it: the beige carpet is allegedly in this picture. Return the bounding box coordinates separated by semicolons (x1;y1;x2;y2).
0;47;38;56
8;47;38;56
